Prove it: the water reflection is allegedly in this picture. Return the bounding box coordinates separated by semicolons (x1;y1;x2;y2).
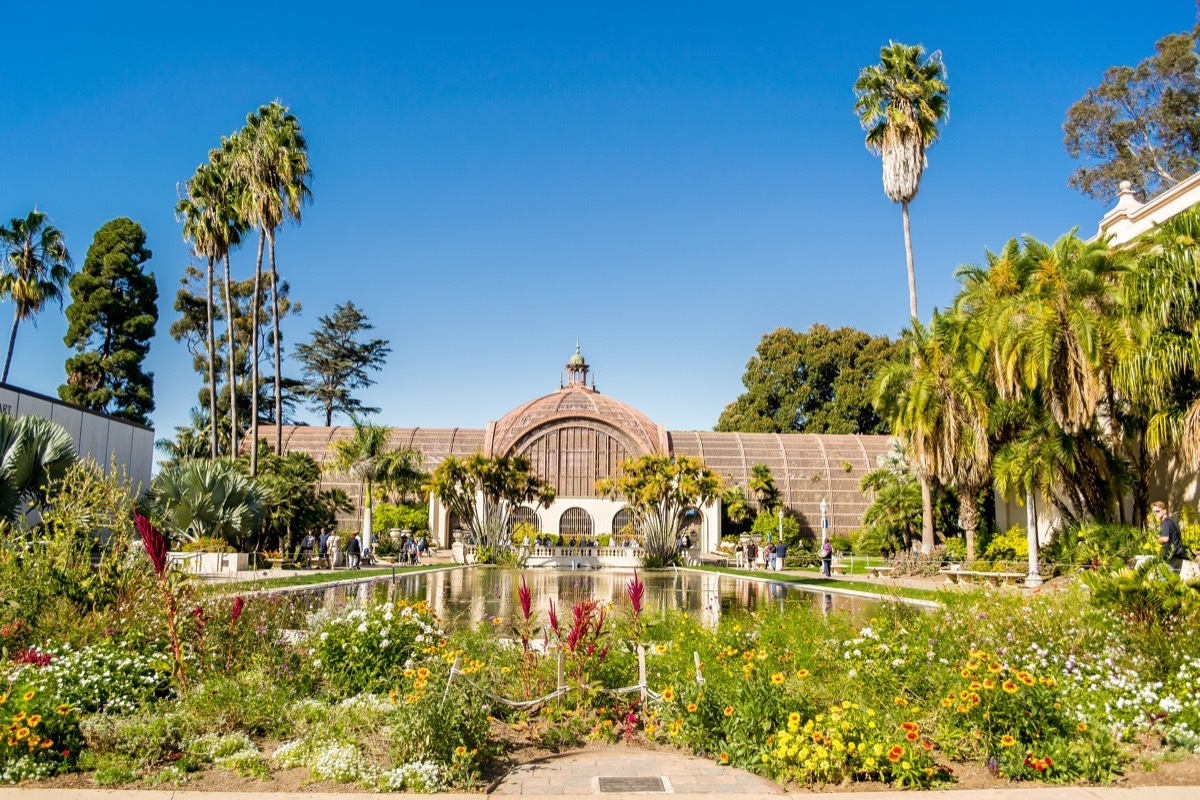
316;568;883;630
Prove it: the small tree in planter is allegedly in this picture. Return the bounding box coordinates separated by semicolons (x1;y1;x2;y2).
597;453;721;567
426;453;555;563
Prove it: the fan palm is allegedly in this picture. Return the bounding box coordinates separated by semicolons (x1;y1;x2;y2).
854;42;948;321
149;458;265;548
0;210;74;383
234;102;312;473
0;413;77;521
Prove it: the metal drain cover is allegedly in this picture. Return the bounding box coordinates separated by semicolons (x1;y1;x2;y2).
595;776;671;793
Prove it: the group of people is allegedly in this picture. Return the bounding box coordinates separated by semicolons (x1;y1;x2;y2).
735;539;789;572
296;528;364;570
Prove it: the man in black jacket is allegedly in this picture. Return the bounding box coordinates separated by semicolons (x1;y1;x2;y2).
1153;500;1190;573
345;532;363;570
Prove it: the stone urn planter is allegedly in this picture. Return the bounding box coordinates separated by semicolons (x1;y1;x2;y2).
389;528;403;542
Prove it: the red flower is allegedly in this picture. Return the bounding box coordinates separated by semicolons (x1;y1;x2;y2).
230;596;245;623
136;514;168;576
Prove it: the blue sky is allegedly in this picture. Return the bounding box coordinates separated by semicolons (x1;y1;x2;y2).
0;1;1192;446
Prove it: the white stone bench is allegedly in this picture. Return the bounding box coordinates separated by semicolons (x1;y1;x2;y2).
938;569;1023;585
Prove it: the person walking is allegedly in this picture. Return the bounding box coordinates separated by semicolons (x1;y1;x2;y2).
1153;500;1190;574
318;528;330;568
345;532;362;570
298;531;317;569
820;538;834;578
774;541;787;572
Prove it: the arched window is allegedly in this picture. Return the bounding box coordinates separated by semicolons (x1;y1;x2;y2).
510;506;542;533
611;507;635;536
681;508;703;535
558;507;594;537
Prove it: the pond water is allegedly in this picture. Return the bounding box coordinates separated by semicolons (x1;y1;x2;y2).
295;567;881;629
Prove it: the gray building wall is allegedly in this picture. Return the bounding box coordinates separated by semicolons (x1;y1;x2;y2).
0;384;154;497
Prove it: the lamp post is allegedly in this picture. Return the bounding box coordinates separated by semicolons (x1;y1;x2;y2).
820;497;829;541
777;505;783;543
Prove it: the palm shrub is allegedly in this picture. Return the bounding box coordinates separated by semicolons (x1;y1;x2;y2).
149;458;265;549
0;413;77;522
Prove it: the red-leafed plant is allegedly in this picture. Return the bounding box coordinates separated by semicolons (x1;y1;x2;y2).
225;596;245;672
548;597;609;701
137;513;188;691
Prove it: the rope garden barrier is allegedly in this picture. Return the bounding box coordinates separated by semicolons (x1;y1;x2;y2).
441;644;708;708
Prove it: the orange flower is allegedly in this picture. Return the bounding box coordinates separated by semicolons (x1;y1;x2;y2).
719;752;730;764
1002;681;1018;694
901;721;919;733
982;679;996;690
987;662;1002;673
1000;735;1016;748
686;703;698;713
1077;723;1087;732
1016;672;1035;686
26;715;40;727
906;730;919;742
887;746;904;762
723;706;734;717
55;704;70;715
921;739;933;751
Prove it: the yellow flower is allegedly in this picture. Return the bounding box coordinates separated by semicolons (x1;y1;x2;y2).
894;696;908;707
56;704;70;715
501;666;511;673
655;644;667;654
719;752;730;764
1002;681;1018;694
988;662;1002;673
645;724;656;734
21;691;34;702
15;727;28;740
661;687;676;702
687;703;698;713
770;672;785;685
788;712;801;725
1000;735;1016;748
27;715;41;727
723;706;734;717
0;694;6;704
1077;722;1087;732
796;668;810;678
455;745;467;757
404;669;416;678
940;697;953;708
417;667;431;679
1016;672;1035;686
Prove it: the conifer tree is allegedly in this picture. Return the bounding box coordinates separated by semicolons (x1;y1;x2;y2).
294;302;391;426
60;217;157;424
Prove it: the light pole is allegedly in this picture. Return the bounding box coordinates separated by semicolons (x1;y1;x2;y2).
820;497;829;542
777;505;783;543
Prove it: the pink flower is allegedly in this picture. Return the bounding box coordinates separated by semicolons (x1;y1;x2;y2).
230;596;245;623
627;570;645;618
518;576;533;622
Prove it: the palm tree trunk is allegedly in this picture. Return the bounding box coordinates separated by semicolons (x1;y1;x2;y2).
223;254;238;459
268;230;282;455
2;311;20;384
919;472;934;554
902;200;918;320
960;489;979;562
205;256;218;459
250;229;265;476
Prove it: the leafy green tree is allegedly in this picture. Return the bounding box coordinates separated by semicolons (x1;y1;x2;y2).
295;301;391;425
597;453;721;567
59;218;158;424
1064;25;1200;201
233;101;312;472
0;209;73;383
252;450;351;549
427;453;555;560
149;458;265;549
717;324;900;434
0;413;77;522
720;485;752;536
854;42;949;320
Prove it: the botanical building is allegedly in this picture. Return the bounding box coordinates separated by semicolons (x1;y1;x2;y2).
269;346;891;551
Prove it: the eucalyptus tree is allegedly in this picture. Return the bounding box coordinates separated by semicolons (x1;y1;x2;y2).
854;42;949;321
234;102;312;473
0;210;73;383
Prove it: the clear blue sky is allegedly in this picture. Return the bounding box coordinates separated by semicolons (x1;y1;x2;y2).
0;1;1192;446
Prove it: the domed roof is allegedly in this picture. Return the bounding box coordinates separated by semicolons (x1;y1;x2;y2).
567;341;587;366
486;382;668;458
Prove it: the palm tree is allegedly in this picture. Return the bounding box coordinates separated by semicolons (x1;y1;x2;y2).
327;421;405;552
234;102;312;474
0;210;74;383
854;42;949;321
150;458;265;549
747;463;782;514
0;413;77;522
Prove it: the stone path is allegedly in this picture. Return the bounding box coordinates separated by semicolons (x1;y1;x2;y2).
490;747;785;795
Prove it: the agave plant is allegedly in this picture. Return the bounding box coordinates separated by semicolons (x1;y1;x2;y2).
149;458;265;549
0;413;77;521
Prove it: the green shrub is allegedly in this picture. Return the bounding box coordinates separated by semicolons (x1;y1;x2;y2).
79;709;188;768
309;601;446;697
983;525;1029;561
830;535;852;553
941;536;967;563
750;511;801;547
179;669;295;736
597;533;611;547
372;502;429;535
180;536;233;553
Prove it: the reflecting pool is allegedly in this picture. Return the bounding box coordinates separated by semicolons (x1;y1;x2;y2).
301;567;881;629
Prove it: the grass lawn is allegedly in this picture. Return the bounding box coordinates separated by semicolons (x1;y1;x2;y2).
202;564;445;593
690;564;939;602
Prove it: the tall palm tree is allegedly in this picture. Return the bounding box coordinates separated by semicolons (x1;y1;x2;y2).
234;102;312;474
327;421;404;552
854;42;949;321
0;210;74;383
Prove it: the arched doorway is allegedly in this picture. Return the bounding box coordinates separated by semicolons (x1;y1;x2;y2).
558;507;593;538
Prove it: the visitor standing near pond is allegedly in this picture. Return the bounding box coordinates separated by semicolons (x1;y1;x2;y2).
820;539;833;577
346;532;363;570
299;530;317;568
318;528;330;565
1153;500;1190;573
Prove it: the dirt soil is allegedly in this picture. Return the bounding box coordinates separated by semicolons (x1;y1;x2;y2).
23;736;1200;793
